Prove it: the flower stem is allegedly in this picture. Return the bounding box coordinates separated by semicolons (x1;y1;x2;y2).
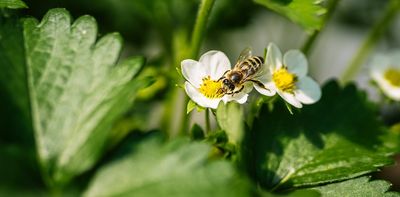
340;0;400;83
301;0;341;56
205;108;211;134
189;0;216;59
177;0;216;135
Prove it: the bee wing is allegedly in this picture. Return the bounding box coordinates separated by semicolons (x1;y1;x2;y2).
236;47;252;63
253;58;269;79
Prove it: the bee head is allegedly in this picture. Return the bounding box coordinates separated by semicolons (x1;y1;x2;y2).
223;79;235;91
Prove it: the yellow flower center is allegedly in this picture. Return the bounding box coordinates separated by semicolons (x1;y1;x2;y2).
198;76;224;98
273;67;298;93
384;68;400;87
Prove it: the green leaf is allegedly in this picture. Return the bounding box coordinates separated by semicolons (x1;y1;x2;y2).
22;8;146;185
254;0;326;32
190;123;205;140
0;12;32;144
187;99;197;114
0;12;44;193
381;123;400;153
0;0;27;9
244;81;394;190
84;134;252;197
260;189;320;197
312;176;400;197
216;102;244;145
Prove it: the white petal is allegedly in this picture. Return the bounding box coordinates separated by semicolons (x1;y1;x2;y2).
372;72;400;101
184;82;221;109
181;59;206;88
235;94;249;104
199;50;231;80
254;81;276;96
277;90;302;108
369;52;400;101
294;77;321;104
223;94;249;104
253;68;275;96
222;83;253;104
382;85;400;101
266;43;283;72
284;50;308;78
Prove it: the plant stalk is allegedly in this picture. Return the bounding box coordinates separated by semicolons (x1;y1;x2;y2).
301;0;341;56
177;0;216;135
205;108;211;134
340;0;400;83
189;0;216;59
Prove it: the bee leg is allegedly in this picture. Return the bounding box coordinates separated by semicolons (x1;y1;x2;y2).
250;79;270;91
228;85;244;96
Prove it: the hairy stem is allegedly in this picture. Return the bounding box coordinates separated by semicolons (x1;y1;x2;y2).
177;0;216;136
205;109;211;134
189;0;216;59
340;0;400;83
301;0;341;56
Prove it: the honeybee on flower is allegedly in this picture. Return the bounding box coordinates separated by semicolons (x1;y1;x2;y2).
217;47;272;96
181;43;322;109
181;50;252;109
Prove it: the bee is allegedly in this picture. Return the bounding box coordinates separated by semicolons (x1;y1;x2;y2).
218;48;269;95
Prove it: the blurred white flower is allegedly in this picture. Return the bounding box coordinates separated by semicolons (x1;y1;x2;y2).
370;52;400;101
255;43;321;108
181;51;251;109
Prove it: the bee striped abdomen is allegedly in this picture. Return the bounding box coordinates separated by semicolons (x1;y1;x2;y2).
240;56;264;77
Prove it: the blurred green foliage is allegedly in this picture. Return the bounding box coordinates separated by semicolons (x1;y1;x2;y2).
1;0;400;196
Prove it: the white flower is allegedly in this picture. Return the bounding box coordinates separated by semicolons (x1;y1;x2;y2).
181;50;252;109
254;43;321;108
370;52;400;101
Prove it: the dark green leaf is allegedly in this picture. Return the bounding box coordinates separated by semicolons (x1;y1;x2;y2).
216;102;244;145
0;11;32;145
0;0;27;9
312;176;400;197
84;134;252;197
23;8;146;186
0;13;43;193
254;0;326;32
244;81;394;190
190;123;205;140
260;189;320;197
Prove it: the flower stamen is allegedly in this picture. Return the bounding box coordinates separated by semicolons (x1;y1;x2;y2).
199;76;224;98
273;67;298;93
384;67;400;87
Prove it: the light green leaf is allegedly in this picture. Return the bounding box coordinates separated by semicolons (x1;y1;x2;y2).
312;176;400;197
254;0;326;32
381;123;400;153
244;81;394;190
84;134;252;197
216;102;244;145
187;99;197;114
0;0;27;9
23;8;146;185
